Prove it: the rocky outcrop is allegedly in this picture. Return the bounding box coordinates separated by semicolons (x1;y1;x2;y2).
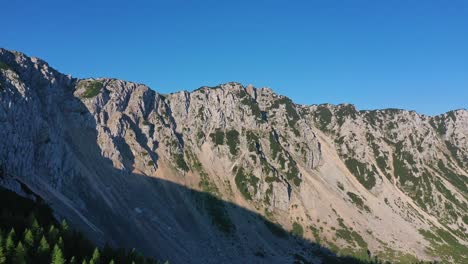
0;48;466;263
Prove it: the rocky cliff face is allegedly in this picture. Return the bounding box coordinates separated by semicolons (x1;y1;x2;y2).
0;49;466;263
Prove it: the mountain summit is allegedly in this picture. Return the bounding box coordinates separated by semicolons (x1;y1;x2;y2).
0;48;466;263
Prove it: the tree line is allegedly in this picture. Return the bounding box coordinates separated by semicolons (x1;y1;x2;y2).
0;185;165;264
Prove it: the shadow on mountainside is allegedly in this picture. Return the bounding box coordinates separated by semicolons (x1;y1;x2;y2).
2;167;387;264
95;175;382;264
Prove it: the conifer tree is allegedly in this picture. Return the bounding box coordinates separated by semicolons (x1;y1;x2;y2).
30;217;41;240
51;244;65;264
48;226;59;244
57;236;64;250
60;220;69;234
12;241;26;264
38;235;50;263
5;229;16;260
22;229;34;249
38;236;50;252
89;248;100;264
0;235;6;264
69;256;77;264
6;229;15;242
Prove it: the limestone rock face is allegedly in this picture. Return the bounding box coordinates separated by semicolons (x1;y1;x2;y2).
0;48;466;263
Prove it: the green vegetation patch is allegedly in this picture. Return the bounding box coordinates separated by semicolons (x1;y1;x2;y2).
446;111;457;121
445;140;467;168
335;218;367;249
393;153;414;187
345;158;377;190
337;181;345;191
240;96;262;120
375;156;391;180
314;105;333;130
271;97;299;121
225;129;240;155
433;178;464;210
209;129;225;146
270;97;300;133
335;136;345;146
80;80;104;98
365;111;380;127
196;106;205;120
196;130;205;141
191;155;236;234
275;150;301;186
264;184;273;206
264;220;287;238
190;152;217;193
174;153;189;172
310;226;321;243
0;61;12;71
347;192;371;213
234;167;260;200
265;175;280;183
246;131;259;152
277;154;287;170
198;173;217;195
291;222;304;238
269;132;282;159
285;160;301;187
412;172;435;211
336;105;358;126
463;215;468;225
260;157;275;176
202;193;236;234
430;117;447;135
376;247;420;264
267;132;301;187
437;160;467;194
419;228;468;263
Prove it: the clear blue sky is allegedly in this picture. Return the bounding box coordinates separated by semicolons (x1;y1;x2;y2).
2;0;467;115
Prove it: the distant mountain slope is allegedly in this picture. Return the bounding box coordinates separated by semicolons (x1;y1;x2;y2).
0;48;466;263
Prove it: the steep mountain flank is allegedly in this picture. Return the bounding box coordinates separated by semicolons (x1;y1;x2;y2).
0;48;466;263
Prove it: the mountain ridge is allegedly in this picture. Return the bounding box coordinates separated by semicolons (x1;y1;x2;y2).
0;48;467;263
2;47;464;117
